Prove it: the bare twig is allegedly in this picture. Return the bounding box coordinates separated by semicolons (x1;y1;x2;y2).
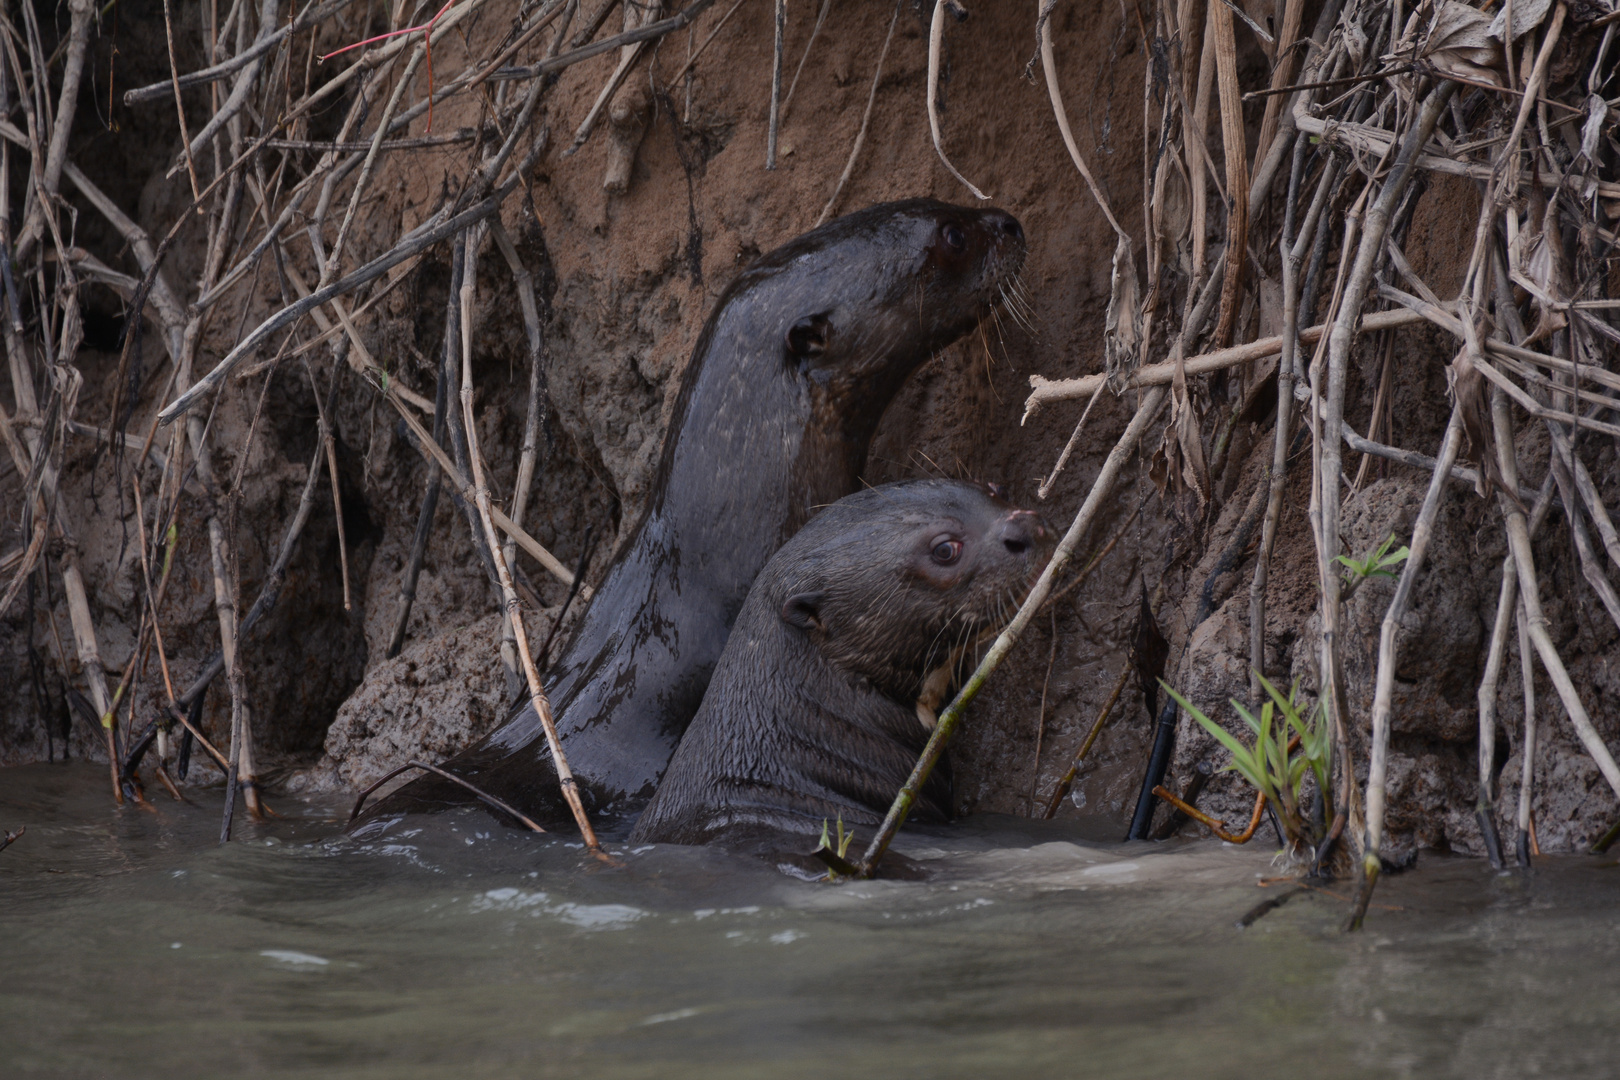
925;0;988;200
485;0;719;81
456;230;600;853
1349;408;1464;928
816;0;898;227
766;0;784;169
349;761;548;831
1023;307;1431;415
1041;662;1131;818
781;0;830;118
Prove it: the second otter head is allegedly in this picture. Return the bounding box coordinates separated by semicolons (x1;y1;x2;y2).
709;200;1027;406
768;479;1053;703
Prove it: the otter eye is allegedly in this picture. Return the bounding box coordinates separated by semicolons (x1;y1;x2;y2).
931;538;963;565
941;224;967;252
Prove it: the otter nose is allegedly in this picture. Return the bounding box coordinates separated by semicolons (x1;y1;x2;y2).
987;211;1023;244
998;509;1049;556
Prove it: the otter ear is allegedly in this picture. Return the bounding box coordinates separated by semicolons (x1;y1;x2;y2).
781;592;825;631
784;313;832;362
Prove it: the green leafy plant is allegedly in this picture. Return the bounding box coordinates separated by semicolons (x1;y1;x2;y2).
818;816;856;860
813;816;860;879
1162;673;1332;850
1335;533;1410;598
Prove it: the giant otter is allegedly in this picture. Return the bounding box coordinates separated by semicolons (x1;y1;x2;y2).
371;201;1026;825
631;479;1053;847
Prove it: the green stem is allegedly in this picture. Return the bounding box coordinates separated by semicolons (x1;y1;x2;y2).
855;387;1167;877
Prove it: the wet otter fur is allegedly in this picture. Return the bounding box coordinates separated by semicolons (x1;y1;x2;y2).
369;201;1026;826
630;480;1052;847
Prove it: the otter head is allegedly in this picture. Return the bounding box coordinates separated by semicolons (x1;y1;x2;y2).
774;479;1052;705
723;199;1027;411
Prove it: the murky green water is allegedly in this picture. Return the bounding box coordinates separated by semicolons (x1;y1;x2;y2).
2;763;1618;1078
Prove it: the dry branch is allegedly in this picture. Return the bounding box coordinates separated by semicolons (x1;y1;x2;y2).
1023;308;1432;416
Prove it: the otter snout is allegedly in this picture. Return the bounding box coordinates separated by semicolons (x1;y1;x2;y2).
996;509;1051;558
984;210;1024;245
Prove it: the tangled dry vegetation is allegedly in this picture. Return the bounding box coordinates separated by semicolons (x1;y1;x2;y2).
1009;0;1620;926
0;0;1616;927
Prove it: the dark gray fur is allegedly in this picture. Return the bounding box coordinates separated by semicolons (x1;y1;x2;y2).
631;479;1051;846
365;201;1026;827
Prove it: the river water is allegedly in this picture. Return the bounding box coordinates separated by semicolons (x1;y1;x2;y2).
2;762;1618;1078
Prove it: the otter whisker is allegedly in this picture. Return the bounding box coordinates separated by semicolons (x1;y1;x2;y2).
1002;274;1039;336
997;282;1033;331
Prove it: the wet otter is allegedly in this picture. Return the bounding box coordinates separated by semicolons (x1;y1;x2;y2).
371;201;1026;824
630;480;1053;847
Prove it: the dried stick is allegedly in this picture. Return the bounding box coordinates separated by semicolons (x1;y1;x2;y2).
456;236;600;854
1028;609;1058;812
1036;381;1105;500
434;232;505;595
16;0;93;261
2;328;116;802
390;393;582;590
561;2;655;157
766;0;783;169
1252;0;1303;166
1022;307;1430;414
385;352;451;661
1037;2;1129;242
856;386;1167;875
0;514;43;620
1491;374;1620;812
171;437;328;713
1473;461;1556;849
162;0;203;203
123;0;365;103
452;227;521;691
925;0;987;200
486;0;719;81
1208;0;1247;346
1375;286;1620;439
178;0;279;166
320;27;438;287
780;0;830;118
1347;407;1463;929
1544;423;1620;576
570;0;622;46
488;220;550;677
466;0;571;90
665;0;750;88
1514;600;1537;867
815;0;897;227
1550;453;1620;631
1186;13;1213;279
159;192;511;425
1152;785;1266;843
209;498;257;835
1460;2;1568;301
348;761;547;831
1314;82;1452;889
308;362;352;611
1249;141;1332;700
1475;536;1518;870
1290;115;1619;201
1041;662;1131;818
